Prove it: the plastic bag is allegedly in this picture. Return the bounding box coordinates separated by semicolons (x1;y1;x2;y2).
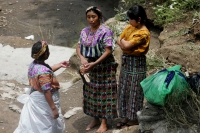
140;65;189;106
14;91;65;133
17;88;31;104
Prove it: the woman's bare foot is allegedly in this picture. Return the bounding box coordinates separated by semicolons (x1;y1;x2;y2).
95;126;107;133
86;118;100;131
96;119;107;133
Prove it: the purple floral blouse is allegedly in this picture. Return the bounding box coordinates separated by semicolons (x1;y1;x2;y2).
28;62;60;93
78;25;114;58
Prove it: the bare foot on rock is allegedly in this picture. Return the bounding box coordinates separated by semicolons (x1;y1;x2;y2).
95;125;107;133
96;119;107;133
86;118;100;131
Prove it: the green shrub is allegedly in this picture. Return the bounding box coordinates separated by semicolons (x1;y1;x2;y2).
153;5;184;27
180;0;200;11
153;0;200;27
118;0;200;27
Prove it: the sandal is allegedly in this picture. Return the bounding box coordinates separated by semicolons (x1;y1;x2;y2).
116;121;127;129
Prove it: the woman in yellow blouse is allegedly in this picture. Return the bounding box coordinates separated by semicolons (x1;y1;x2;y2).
116;5;150;128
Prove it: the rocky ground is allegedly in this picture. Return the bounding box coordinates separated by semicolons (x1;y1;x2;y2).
0;0;200;133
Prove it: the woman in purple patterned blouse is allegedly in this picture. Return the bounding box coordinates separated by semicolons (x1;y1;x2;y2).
76;6;118;133
14;41;69;133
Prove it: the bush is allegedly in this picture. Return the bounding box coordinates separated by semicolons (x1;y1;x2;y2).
118;0;200;27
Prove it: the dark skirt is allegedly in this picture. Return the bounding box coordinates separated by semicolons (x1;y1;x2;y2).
83;56;118;119
118;54;146;120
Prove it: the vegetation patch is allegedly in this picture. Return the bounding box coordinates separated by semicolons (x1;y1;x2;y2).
117;0;200;27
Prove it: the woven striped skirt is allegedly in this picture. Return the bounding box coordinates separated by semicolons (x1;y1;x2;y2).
118;54;146;120
83;56;118;119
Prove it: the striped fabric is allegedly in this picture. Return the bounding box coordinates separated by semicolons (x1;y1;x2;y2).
118;54;146;120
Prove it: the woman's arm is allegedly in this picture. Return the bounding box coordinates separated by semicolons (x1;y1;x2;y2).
93;47;112;65
51;61;70;72
76;44;88;65
44;90;59;119
84;47;112;72
117;34;147;50
117;37;134;50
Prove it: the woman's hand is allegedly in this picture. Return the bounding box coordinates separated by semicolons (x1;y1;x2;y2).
52;107;59;119
80;62;94;74
84;62;95;73
51;60;70;72
60;60;70;68
82;47;112;73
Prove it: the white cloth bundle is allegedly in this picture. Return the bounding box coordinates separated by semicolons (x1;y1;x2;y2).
14;91;65;133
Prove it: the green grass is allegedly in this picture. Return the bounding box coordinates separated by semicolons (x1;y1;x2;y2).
117;0;200;27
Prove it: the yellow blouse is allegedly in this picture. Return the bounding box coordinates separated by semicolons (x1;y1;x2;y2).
120;24;150;56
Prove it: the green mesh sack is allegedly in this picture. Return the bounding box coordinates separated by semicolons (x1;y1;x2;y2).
140;65;189;106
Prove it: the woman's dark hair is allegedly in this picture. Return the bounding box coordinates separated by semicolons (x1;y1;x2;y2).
127;5;147;24
86;6;102;20
31;41;49;60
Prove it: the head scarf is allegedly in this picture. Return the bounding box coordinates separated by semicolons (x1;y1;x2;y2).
32;40;48;59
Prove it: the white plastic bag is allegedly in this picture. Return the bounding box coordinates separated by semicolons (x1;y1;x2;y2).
14;91;66;133
25;35;34;40
17;88;31;104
